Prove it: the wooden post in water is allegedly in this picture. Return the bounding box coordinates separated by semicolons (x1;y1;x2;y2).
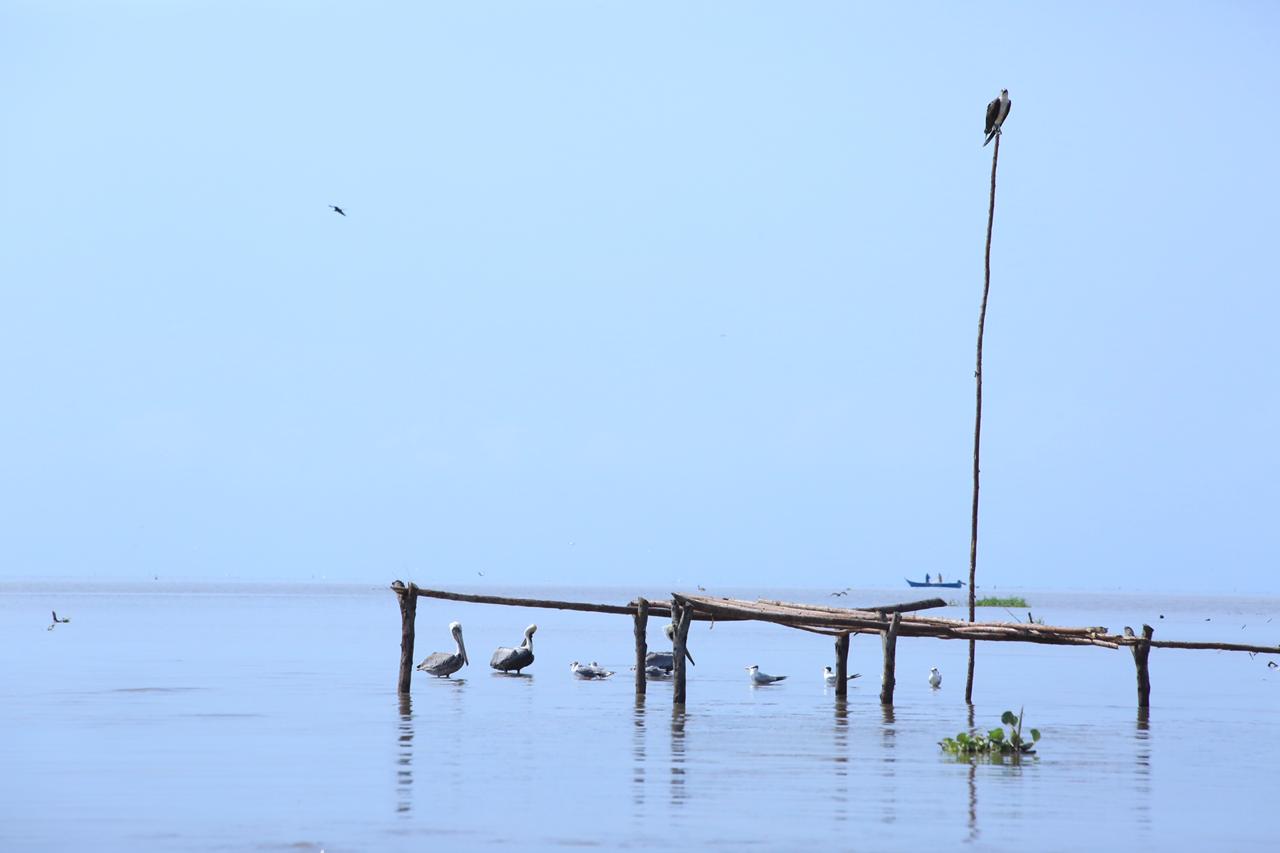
880;611;902;705
1132;623;1153;708
834;632;851;698
396;582;419;694
671;602;693;706
634;598;649;696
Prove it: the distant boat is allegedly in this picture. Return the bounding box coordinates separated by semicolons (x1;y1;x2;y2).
905;577;964;589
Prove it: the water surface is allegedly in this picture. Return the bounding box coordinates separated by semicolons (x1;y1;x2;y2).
3;583;1278;851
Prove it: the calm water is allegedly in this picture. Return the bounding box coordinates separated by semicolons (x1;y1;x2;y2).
3;582;1279;851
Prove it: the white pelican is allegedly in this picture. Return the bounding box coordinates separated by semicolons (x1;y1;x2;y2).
822;666;861;686
415;621;468;677
928;666;942;689
746;665;786;685
490;624;537;674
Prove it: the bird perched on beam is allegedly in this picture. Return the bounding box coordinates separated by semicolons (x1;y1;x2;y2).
984;89;1011;146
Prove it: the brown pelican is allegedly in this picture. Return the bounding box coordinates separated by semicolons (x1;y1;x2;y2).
329;204;346;216
928;666;942;689
645;623;695;673
490;624;536;674
746;665;786;685
415;621;468;677
570;661;615;679
822;666;861;686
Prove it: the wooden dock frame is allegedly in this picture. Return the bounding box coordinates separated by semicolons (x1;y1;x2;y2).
392;582;1280;710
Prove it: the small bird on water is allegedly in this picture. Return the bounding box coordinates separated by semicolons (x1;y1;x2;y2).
928;666;942;689
329;205;346;216
47;611;71;631
570;661;615;680
746;665;787;685
822;666;861;686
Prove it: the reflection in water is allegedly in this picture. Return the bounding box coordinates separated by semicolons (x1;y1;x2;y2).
397;694;414;816
1134;709;1152;828
832;699;849;825
966;705;978;843
671;710;688;807
633;695;647;808
880;704;896;826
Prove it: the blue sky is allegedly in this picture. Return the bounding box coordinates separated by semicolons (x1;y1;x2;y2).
2;2;1277;592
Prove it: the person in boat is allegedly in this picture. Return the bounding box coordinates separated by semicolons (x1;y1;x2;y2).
925;574;931;584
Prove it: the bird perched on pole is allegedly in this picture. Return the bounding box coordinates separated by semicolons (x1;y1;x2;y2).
984;89;1011;146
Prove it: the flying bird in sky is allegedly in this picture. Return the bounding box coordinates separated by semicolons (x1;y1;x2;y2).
329;205;346;216
984;89;1011;146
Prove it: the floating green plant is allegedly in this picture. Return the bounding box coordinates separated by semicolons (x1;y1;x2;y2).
975;596;1028;607
940;708;1040;758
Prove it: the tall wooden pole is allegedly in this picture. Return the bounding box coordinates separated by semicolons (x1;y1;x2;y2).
967;131;1002;705
634;598;649;696
397;583;419;694
834;633;851;698
879;612;902;705
671;602;693;706
1132;624;1154;708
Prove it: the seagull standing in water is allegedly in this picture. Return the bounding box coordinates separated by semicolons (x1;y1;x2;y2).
490;624;537;674
928;666;942;689
822;666;861;686
570;661;615;680
415;621;469;677
746;665;787;685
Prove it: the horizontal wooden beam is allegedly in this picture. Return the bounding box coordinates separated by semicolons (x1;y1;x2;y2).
760;597;948;615
390;583;1278;655
395;583;668;617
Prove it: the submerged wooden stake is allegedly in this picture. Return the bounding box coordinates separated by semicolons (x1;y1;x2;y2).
1132;623;1153;708
634;598;649;696
880;611;902;705
834;632;851;698
396;582;419;694
671;602;693;706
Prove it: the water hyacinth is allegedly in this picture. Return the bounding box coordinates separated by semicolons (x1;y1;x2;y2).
940;708;1041;758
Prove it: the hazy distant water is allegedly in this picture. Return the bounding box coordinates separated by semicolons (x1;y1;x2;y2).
3;582;1279;852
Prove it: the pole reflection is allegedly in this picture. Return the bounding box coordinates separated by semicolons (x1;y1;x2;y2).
1134;708;1152;828
397;693;414;816
967;704;978;843
671;709;688;807
880;704;896;826
633;695;647;808
832;698;849;824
